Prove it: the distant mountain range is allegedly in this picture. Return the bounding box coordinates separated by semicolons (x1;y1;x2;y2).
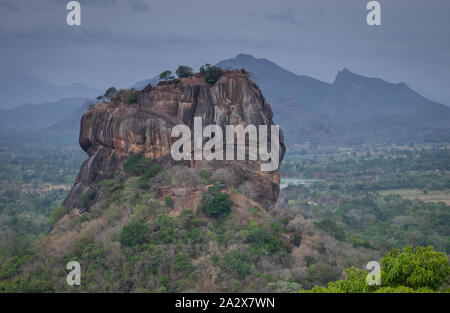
2;54;449;146
0;75;101;109
218;54;450;145
47;100;91;132
0;97;87;130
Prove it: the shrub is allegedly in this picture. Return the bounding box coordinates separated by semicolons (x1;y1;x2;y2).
199;169;213;183
49;205;68;225
223;250;251;278
381;246;450;291
110;88;139;104
175;65;193;78
291;234;301;247
149;214;177;244
315;219;346;241
173;253;193;272
199;64;223;84
164;196;174;208
246;225;285;254
159;70;175;81
78;189;97;209
302;245;450;293
200;186;231;219
0;255;31;280
104;87;117;98
128;89;139;104
124;154;151;175
119;220;149;247
123;154;162;188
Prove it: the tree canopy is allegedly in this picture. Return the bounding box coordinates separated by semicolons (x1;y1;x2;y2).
302;245;450;293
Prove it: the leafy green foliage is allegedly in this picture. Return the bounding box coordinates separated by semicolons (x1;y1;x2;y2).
49;205;67;225
223;250;252;278
119;220;149;247
159;70;175;81
246;223;285;254
123;154;151;175
128;89;139;104
200;185;231;219
381;246;450;291
199;64;223;84
290;234;301;247
303;245;450;293
123;154;162;189
78;189;96;208
0;255;30;280
104;87;117;98
175;65;194;78
173;253;193;272
164;196;174;208
315;219;346;241
110;88;139;104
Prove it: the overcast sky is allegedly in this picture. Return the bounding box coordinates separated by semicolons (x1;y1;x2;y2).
1;0;449;103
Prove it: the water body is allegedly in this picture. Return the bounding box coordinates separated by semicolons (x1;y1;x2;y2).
280;178;322;190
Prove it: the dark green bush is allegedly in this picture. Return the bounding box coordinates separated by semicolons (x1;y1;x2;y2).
128;89;139;104
124;154;150;175
200;186;231;219
315;219;346;241
164;196;174;208
291;234;302;247
199;64;223;84
246;225;285;254
173;253;193;272
78;189;97;209
175;65;193;78
149;214;177;244
49;205;67;225
110;88;139;104
123;154;162;188
119;220;149;247
223;250;251;278
104;87;117;98
159;70;175;81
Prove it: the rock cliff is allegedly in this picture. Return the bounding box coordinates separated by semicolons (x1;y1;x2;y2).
63;70;285;212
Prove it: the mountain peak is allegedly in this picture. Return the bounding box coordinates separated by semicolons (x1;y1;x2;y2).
235;53;256;60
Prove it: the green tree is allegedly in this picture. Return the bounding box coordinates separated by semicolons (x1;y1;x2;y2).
104;87;117;98
200;186;231;219
175;65;193;78
302;245;450;293
381;246;450;291
49;206;67;225
199;64;222;84
119;220;149;247
159;70;175;81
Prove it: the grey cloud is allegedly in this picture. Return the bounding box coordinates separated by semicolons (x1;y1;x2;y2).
249;6;303;26
0;0;20;11
50;0;118;7
128;0;150;12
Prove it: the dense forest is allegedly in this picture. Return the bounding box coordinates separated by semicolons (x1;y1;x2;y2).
0;131;448;292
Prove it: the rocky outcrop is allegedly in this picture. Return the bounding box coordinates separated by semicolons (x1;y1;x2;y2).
63;70;285;211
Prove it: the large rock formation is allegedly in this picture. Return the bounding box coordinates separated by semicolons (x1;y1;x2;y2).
63;70;285;211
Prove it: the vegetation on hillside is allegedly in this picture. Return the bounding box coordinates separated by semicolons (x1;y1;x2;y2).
302;246;450;293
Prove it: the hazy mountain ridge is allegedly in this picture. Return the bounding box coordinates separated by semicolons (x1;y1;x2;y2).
0;75;101;109
3;54;449;145
217;54;450;145
0;97;87;130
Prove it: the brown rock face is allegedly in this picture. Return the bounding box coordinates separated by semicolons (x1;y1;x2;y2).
63;71;285;211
